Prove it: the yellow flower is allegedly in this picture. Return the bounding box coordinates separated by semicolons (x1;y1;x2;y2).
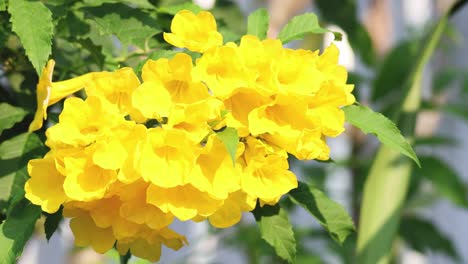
237;35;283;95
188;134;243;199
84;67;141;114
29;60;91;131
61;154;117;201
116;228;187;262
24;152;66;213
69;211;186;260
146;184;223;221
307;83;349;137
163;10;223;53
240;137;298;204
273;48;324;95
248;94;324;159
223;87;272;137
117;125;148;184
119;180;174;230
23;9;357;262
45;96;126;148
193;43;255;99
70;214;116;253
29;61;141;132
166;97;224;142
142;53;210;104
208;190;256;228
131;79;173;120
139;128;199;188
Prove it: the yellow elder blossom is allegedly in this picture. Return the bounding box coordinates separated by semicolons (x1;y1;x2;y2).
164;10;223;52
29;60;90;132
24;9;355;262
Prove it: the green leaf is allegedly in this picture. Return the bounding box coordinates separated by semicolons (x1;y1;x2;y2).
344;104;420;167
157;3;202;15
218;27;241;43
0;200;41;264
83;3;161;48
8;0;54;75
278;13;330;44
414;136;456;147
0;133;45;203
77;38;105;70
0;103;28;135
216;127;239;165
433;69;459;93
371;41;419;102
289;182;355;244
0;0;6;11
55;11;91;39
82;0;155;9
400;217;458;260
247;8;269;39
356;3;455;262
418;156;468;207
44;206;63;241
253;204;296;263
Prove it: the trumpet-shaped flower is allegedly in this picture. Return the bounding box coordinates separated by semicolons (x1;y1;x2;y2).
24;152;66;213
240;137;298;204
29;60;91;131
146;183;223;221
188;134;243;199
139;128;199;188
208;190;256;228
24;8;356;262
163;10;223;53
142;53;210;105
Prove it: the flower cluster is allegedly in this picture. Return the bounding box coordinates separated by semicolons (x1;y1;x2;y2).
25;10;354;262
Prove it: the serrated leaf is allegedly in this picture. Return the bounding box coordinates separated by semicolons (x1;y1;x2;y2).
157;3;202;15
278;13;329;44
44;206;63;241
0;200;41;264
83;3;161;48
8;0;54;75
0;133;45;203
253;204;296;263
0;103;28;135
247;8;269;39
418;156;468;207
216;127;238;165
400;217;458;260
344;104;420;167
289;182;355;244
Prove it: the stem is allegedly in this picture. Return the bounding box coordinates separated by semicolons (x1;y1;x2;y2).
356;1;467;263
120;251;131;264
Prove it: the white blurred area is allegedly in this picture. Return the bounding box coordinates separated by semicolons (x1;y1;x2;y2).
19;0;468;263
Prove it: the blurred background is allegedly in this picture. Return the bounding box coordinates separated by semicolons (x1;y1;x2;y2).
2;0;467;263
